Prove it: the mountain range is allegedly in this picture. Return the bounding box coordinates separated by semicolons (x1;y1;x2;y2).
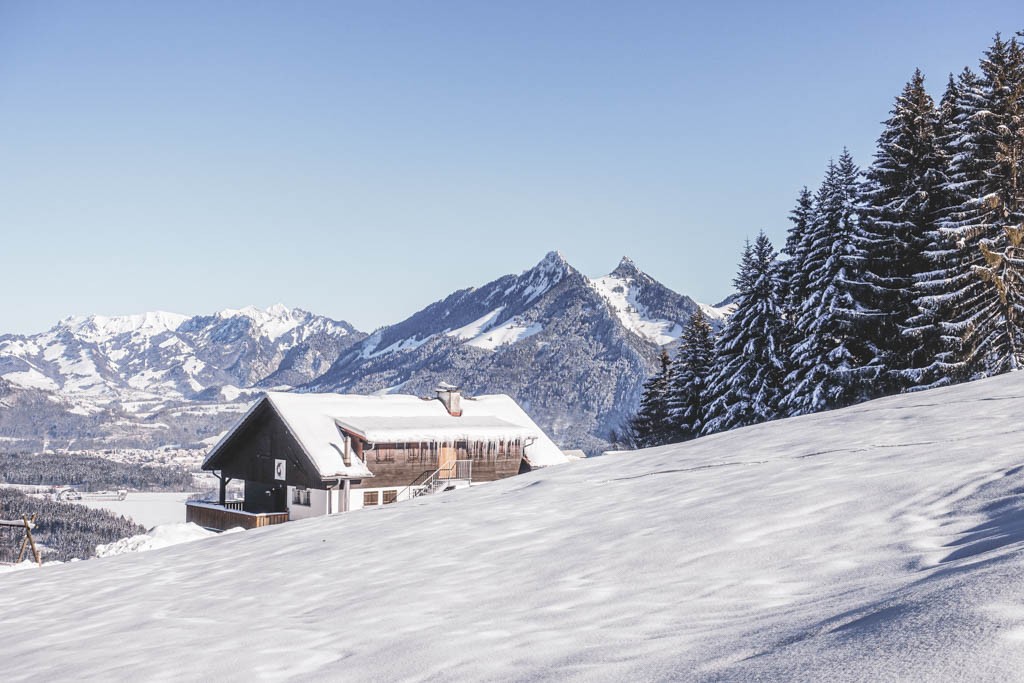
0;252;731;454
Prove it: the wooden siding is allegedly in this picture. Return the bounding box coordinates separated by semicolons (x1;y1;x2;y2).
354;439;524;488
203;399;322;489
186;501;289;531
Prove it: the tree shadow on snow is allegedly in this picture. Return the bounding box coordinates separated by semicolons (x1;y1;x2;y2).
938;466;1024;567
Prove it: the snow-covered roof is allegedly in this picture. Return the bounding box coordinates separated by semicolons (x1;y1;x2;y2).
336;415;537;444
205;391;568;476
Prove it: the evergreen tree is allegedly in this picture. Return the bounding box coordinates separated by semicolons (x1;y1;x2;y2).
783;151;870;415
780;186;816;321
972;35;1024;371
912;68;985;386
703;232;788;434
926;35;1024;377
629;349;674;447
666;308;715;442
854;69;946;393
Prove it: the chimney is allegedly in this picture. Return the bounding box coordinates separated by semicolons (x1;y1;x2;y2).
436;383;463;417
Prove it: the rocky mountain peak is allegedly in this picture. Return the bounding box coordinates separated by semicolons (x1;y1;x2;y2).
610;255;641;278
523;250;574;283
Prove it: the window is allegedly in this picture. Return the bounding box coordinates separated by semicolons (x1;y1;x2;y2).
291;486;310;506
382;490;398;505
363;491;379;506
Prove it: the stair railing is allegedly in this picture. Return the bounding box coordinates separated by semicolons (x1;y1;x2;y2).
398;459;473;502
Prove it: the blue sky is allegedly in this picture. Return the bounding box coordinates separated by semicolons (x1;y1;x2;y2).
0;1;1018;334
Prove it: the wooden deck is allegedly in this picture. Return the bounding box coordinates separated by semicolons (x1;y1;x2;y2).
185;501;288;531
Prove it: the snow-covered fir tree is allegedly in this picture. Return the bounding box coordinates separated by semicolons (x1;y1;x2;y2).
911;68;986;385
855;69;947;393
629;349;674;447
970;36;1024;372
925;35;1024;377
666;308;715;442
703;232;788;434
783;151;871;415
780;187;815;322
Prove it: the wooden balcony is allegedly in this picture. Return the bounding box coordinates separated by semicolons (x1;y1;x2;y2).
186;501;289;531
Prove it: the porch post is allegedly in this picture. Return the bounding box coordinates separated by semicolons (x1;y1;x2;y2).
342;479;351;513
218;473;228;506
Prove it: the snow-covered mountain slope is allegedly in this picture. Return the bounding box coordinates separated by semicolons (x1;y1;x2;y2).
588;256;703;345
4;372;1024;680
699;295;738;323
0;305;364;408
0;306;365;453
309;252;715;452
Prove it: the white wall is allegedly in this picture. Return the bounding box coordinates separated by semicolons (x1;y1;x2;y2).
287;486;329;520
287;485;417;516
350;486;413;511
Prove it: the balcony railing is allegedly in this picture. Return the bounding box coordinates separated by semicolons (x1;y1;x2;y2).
186;501;288;531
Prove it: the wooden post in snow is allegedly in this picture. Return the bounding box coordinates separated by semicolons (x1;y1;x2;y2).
1;514;42;567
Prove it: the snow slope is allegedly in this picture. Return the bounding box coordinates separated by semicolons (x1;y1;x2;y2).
6;373;1024;679
589;262;689;345
93;523;225;557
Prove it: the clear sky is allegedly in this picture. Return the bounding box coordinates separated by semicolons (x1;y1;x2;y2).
0;1;1019;334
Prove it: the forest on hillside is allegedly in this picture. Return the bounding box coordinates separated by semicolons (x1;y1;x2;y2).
0;489;145;563
629;31;1024;447
0;452;193;491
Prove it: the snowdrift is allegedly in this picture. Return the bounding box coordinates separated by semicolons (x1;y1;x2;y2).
5;373;1024;680
94;523;240;558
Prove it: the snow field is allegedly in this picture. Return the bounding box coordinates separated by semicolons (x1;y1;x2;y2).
3;373;1024;679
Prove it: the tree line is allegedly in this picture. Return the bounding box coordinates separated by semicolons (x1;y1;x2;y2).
628;31;1024;448
0;452;193;491
0;489;145;563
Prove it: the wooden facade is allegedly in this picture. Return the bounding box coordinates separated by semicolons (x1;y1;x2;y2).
204;400;323;490
344;435;528;488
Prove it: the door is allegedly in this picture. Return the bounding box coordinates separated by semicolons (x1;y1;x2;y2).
438;445;456;478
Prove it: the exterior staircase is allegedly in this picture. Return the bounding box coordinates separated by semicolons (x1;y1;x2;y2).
400;459;473;501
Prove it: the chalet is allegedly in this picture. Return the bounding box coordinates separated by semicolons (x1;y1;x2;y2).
186;386;566;531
